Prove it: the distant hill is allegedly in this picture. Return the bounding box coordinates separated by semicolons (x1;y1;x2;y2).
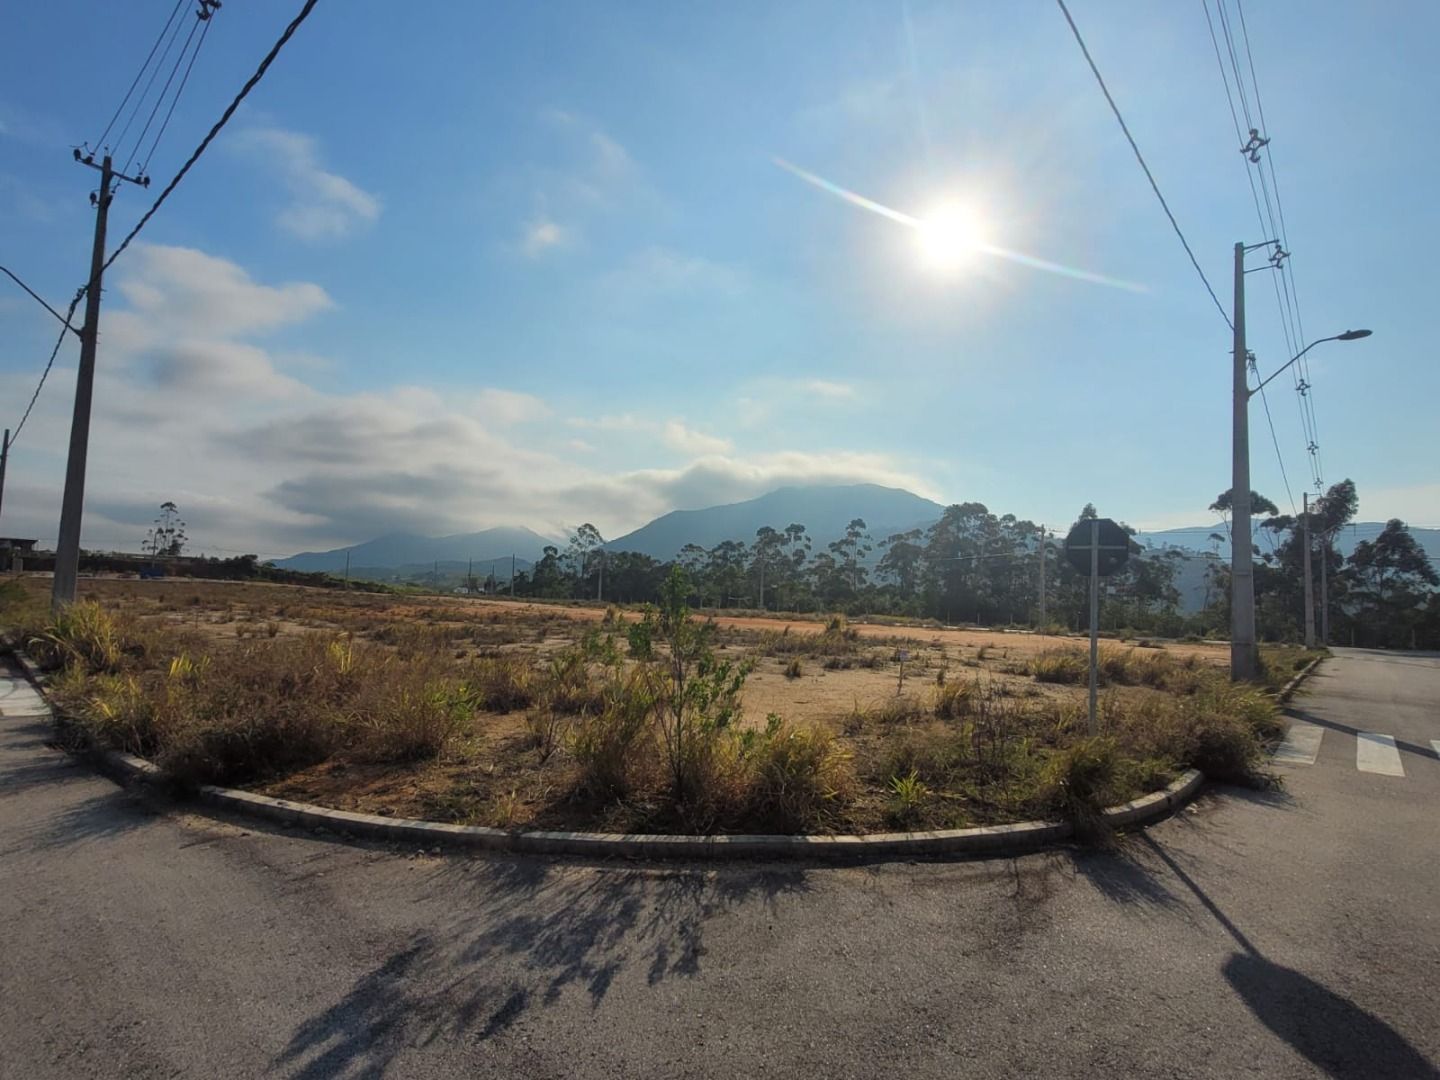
274;526;556;574
1134;521;1440;565
608;484;947;560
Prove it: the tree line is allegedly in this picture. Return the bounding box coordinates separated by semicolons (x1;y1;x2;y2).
503;479;1439;648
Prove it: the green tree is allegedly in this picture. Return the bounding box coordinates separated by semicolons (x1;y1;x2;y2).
144;501;187;558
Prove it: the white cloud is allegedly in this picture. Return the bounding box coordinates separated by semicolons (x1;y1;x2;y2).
0;244;937;554
474;388;553;425
661;420;733;456
804;379;858;400
521;216;566;257
230;126;380;241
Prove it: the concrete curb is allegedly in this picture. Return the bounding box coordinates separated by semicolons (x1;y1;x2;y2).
1277;655;1325;703
5;647;1205;861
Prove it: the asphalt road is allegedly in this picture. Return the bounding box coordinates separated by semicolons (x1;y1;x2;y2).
1;648;1436;1079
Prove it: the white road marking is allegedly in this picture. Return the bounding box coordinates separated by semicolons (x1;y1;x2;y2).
1356;733;1405;777
1275;721;1324;766
1432;740;1440;760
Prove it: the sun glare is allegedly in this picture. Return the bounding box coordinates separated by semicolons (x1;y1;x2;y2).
916;204;987;271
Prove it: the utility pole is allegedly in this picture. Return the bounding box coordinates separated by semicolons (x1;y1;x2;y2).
0;428;9;527
1302;492;1315;648
1037;526;1047;629
343;549;350;584
1319;531;1331;646
54;154;144;612
1229;240;1259;680
596;547;604;602
510;553;515;597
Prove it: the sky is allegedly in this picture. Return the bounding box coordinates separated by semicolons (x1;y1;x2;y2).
1;1;1435;559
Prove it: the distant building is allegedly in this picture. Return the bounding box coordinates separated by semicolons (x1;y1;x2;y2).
0;537;38;572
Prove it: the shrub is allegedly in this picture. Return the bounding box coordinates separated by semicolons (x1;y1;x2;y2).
1030;649;1087;684
467;654;535;712
741;716;855;832
354;680;471;763
570;667;662;799
536;649;604;716
783;658;803;679
1041;736;1122;837
932;678;975;721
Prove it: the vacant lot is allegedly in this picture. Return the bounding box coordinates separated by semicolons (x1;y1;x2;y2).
3;575;1313;836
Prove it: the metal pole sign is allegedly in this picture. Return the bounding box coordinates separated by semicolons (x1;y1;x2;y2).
1064;517;1131;735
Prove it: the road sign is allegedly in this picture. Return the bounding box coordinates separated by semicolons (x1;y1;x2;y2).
1064;518;1131;577
1063;516;1132;737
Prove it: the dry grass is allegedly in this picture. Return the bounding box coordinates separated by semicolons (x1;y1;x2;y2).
2;576;1287;836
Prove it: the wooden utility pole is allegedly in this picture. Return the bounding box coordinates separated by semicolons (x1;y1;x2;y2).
343;550;350;583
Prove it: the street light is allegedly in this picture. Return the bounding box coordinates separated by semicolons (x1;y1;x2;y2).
1228;247;1373;681
1248;329;1372;398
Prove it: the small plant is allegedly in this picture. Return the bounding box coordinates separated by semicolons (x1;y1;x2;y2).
525;709;568;763
932;678;975;721
783;658;803;679
886;770;929;828
1029;649;1087;685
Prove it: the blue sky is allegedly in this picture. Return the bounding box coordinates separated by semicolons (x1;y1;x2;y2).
2;1;1434;558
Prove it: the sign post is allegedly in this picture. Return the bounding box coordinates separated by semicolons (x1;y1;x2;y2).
1064;517;1131;736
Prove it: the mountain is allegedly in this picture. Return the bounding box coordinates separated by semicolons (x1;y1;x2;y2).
608;484;946;561
274;526;556;574
1134;521;1440;565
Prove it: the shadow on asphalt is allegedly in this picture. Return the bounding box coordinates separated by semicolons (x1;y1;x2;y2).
1286;706;1439;763
0;716;161;856
1126;834;1437;1080
273;857;811;1079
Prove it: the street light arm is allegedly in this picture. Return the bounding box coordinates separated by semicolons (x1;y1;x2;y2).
1248;336;1337;398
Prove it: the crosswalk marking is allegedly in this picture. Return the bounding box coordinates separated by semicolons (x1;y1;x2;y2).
1356;733;1405;777
1275;721;1324;766
1432;740;1440;760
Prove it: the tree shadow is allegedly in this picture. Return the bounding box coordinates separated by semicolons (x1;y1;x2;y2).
274;858;811;1078
0;715;161;855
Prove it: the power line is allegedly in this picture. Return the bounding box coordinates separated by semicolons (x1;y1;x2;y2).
94;0;187;151
139;8;216;175
9;291;85;446
101;0;322;277
112;2;191;170
1055;0;1233;330
0;265;80;335
1228;0;1326;491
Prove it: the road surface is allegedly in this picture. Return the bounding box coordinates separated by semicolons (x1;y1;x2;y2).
1;648;1436;1078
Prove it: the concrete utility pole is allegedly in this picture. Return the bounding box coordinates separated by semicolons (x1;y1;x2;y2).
0;428;9;526
1037;526;1047;628
54;154;140;612
1229;240;1259;681
1319;532;1331;646
1302;492;1315;648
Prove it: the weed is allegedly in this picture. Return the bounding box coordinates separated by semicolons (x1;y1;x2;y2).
783;658;803;679
932;678;976;721
886;770;929;828
741;716;856;832
1030;649;1087;684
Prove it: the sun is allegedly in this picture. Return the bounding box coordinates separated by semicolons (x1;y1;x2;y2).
915;203;987;271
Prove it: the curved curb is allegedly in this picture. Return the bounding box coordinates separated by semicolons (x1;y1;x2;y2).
1277;655;1325;703
6;648;1204;861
